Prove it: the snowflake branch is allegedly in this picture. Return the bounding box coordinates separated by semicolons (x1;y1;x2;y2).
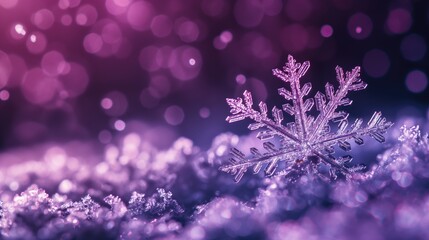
226;90;300;143
273;55;313;141
309;66;366;143
219;146;299;182
313;112;393;148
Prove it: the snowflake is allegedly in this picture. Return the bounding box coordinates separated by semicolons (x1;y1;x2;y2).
220;55;393;182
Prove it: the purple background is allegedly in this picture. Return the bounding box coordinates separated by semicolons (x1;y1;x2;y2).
0;0;428;151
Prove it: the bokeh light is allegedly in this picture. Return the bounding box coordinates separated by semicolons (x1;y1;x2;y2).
11;23;27;39
0;0;425;148
150;15;173;38
169;46;202;81
41;51;67;76
21;68;58;104
114;119;126;131
386;8;412;34
405;70;428;93
320;25;333;38
0;0;18;8
348;13;373;40
26;32;47;54
75;4;98;26
164;105;185;126
102;91;128;116
32;9;55;30
126;1;155;31
199;107;210;118
0;1;427;239
0;89;9;101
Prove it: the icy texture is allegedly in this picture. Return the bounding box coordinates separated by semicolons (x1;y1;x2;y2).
0;123;428;239
221;55;393;182
128;188;184;219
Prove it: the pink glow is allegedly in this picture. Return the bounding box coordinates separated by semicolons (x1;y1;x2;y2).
21;68;58;104
348;13;373;39
10;23;27;40
175;19;199;43
101;22;122;44
114;119;126;131
126;1;155;31
102;91;128;116
61;15;73;26
0;90;10;101
41;51;67;76
58;0;81;10
151;15;172;38
76;4;98;26
320;25;333;38
236;74;246;85
83;33;103;54
0;0;18;9
101;98;113;110
32;9;55;30
169;46;202;81
105;0;128;16
26;32;47;54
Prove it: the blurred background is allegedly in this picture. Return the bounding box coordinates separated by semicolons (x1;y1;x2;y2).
0;0;428;151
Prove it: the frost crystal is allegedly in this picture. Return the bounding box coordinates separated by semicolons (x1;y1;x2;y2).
128;188;184;219
72;195;100;220
221;55;393;182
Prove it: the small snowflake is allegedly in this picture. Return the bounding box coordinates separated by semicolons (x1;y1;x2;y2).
220;55;393;182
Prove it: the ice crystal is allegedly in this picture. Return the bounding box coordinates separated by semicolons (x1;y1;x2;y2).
221;55;393;182
71;195;100;220
128;188;184;219
104;195;127;218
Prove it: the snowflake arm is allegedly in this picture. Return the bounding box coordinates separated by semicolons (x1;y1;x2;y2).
221;55;393;182
309;66;366;142
226;90;300;142
272;56;313;140
219;146;299;182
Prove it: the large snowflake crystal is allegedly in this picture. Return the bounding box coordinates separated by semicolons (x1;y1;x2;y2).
220;55;393;182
